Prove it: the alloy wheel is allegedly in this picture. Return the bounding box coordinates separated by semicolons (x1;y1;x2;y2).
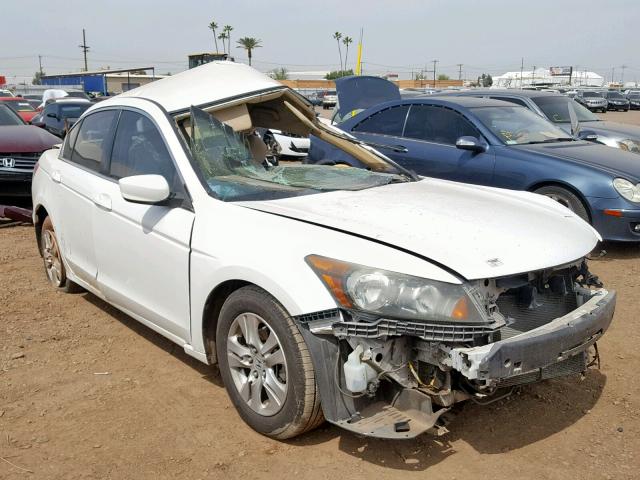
226;312;288;416
42;230;63;286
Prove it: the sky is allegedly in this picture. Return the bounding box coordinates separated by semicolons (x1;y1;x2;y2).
2;0;640;84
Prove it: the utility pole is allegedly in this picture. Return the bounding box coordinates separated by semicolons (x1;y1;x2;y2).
620;65;627;84
520;57;524;89
457;63;463;81
79;28;90;72
38;55;43;76
611;67;615;84
432;59;438;87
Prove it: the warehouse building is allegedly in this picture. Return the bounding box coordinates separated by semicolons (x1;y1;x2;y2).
41;67;161;95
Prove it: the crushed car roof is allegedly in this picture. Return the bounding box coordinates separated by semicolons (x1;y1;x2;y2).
115;61;284;114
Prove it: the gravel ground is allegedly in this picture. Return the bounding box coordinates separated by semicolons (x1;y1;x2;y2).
1;109;639;480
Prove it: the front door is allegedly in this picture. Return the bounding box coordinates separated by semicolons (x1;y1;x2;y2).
92;109;194;341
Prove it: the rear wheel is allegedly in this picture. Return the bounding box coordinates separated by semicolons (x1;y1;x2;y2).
41;217;83;293
216;286;324;439
534;186;590;223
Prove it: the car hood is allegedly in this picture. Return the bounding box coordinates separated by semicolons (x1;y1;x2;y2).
582;120;640;140
238;178;599;280
0;125;61;152
335;75;400;120
511;140;640;181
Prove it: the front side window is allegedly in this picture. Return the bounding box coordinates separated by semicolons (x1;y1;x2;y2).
109;110;179;190
352;105;410;136
189;106;402;202
70;110;118;171
472;106;571;145
403;105;478;144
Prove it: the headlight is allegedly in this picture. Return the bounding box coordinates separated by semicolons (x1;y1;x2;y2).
613;177;640;202
618;139;640;153
306;255;489;324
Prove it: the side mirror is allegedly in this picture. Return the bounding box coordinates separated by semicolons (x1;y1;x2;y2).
119;174;170;204
455;136;487;153
578;130;598;141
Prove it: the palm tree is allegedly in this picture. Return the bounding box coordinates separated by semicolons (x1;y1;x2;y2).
333;32;343;71
218;32;228;54
342;36;353;71
208;21;219;53
223;25;234;56
236;37;262;66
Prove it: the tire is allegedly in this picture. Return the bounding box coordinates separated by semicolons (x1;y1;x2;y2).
41;217;84;293
216;286;324;439
534;186;590;223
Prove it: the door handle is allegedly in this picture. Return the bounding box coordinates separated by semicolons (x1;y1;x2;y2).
94;193;112;211
51;170;61;183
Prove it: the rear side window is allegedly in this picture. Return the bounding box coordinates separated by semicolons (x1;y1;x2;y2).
490;96;528;107
352;105;410;136
70;110;118;171
61;122;81;159
109;110;179;190
403;105;478;145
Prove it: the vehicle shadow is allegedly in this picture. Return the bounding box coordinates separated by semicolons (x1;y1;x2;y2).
291;371;606;471
592;241;640;262
82;293;223;387
81;292;606;472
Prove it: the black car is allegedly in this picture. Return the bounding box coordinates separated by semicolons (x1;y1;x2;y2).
31;100;91;138
604;91;630;111
626;92;640;110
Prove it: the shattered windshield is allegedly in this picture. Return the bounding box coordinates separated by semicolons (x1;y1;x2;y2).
189;105;402;202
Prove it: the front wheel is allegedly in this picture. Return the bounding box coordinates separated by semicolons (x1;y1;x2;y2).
534;186;590;223
216;286;324;439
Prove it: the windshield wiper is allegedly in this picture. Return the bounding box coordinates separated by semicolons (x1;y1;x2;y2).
522;137;575;144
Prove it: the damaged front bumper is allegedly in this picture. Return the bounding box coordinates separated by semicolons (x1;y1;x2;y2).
447;288;615;383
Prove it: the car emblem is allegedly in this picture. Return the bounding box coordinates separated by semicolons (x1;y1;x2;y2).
0;157;15;168
486;258;504;267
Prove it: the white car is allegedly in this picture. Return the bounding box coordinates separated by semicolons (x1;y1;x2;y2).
322;91;337;109
32;62;615;440
262;129;310;160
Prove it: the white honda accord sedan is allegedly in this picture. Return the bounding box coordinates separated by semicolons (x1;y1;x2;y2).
32;62;616;440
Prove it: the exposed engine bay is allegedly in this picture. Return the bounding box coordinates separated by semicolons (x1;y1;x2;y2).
295;259;616;439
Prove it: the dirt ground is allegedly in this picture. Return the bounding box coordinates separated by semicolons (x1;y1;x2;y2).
1;111;640;480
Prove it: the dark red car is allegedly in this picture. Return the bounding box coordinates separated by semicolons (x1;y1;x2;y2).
0;104;61;197
0;97;38;123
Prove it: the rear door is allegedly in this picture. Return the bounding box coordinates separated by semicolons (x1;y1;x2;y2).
92;109;194;341
53;109;119;288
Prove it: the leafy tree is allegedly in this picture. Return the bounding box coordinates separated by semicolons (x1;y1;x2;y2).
237;37;262;66
414;71;427;80
208;21;219;53
478;73;493;87
324;69;354;80
342;36;353;70
270;68;289;80
32;71;45;85
333;32;343;71
437;73;450;80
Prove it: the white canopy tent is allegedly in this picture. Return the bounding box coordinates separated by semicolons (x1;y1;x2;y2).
493;68;604;88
